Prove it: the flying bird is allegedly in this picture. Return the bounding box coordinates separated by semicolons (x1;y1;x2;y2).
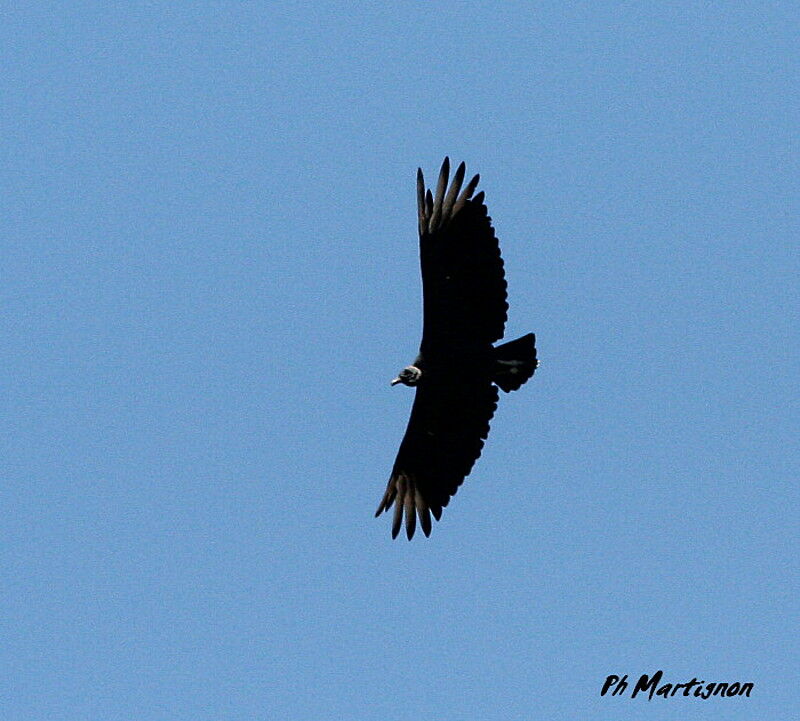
375;158;538;539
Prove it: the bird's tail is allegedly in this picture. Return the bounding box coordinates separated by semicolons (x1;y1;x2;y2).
493;333;538;393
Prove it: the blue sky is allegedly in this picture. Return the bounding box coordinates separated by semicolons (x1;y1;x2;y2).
2;3;798;720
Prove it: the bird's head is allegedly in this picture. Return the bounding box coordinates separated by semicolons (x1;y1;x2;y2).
390;365;422;387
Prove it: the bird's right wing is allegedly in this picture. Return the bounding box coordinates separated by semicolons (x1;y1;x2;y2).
375;376;498;539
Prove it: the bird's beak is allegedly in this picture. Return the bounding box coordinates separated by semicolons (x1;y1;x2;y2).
390;377;402;386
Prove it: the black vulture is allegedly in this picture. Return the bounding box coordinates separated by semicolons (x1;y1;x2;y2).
375;158;538;539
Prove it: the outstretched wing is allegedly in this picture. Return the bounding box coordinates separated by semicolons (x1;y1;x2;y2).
417;158;509;354
375;377;499;539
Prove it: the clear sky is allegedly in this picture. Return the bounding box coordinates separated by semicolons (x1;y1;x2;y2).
2;3;798;720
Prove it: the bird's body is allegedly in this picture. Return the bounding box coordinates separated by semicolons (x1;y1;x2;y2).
376;158;537;539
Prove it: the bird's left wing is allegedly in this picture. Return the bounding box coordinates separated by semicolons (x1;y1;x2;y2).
375;376;498;539
417;158;509;354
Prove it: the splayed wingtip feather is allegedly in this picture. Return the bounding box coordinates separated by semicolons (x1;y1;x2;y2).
375;482;395;517
452;173;480;216
413;486;432;538
391;476;407;538
404;491;416;539
391;500;403;539
416;169;426;233
441;161;465;222
429;157;450;233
